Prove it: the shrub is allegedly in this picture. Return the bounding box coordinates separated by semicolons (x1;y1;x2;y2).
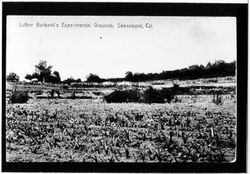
7;72;19;82
142;85;179;104
9;89;29;103
143;87;165;104
104;85;179;104
161;88;175;103
164;84;179;103
104;90;140;103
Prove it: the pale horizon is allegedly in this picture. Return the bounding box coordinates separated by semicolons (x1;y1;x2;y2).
6;16;236;81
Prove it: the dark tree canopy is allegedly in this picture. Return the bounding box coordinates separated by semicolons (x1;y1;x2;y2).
26;60;61;83
35;60;53;82
125;71;133;81
86;73;103;83
25;74;33;81
31;72;39;80
49;71;61;83
7;72;19;82
24;59;235;84
104;60;236;82
75;78;82;83
62;77;82;85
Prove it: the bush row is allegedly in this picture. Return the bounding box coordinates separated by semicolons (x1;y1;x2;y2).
104;85;179;104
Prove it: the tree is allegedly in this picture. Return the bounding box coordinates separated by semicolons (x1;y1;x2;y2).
47;72;60;84
62;77;75;85
62;77;81;85
199;64;205;69
52;71;61;83
86;73;102;83
188;65;200;70
31;72;39;79
214;60;225;66
25;74;32;81
75;78;82;83
25;60;62;83
7;72;19;82
125;71;133;81
35;60;53;82
206;62;212;69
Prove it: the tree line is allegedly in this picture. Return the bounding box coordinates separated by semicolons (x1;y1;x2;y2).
121;60;236;82
7;59;236;83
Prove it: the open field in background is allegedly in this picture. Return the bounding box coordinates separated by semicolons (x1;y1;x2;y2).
5;76;237;162
6;76;236;100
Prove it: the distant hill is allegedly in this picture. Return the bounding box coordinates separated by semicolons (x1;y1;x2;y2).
105;60;236;82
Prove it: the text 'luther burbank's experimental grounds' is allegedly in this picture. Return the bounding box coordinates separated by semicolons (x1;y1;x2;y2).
19;22;154;29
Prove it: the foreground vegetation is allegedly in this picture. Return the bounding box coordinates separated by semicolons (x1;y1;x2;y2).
6;95;236;162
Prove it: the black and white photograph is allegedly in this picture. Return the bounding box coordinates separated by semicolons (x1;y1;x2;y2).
2;2;247;173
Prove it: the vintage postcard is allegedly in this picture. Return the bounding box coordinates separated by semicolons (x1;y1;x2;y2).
2;2;247;173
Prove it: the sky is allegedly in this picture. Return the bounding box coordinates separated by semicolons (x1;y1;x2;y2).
6;16;236;81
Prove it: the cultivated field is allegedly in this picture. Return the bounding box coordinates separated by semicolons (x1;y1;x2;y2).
6;82;237;162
